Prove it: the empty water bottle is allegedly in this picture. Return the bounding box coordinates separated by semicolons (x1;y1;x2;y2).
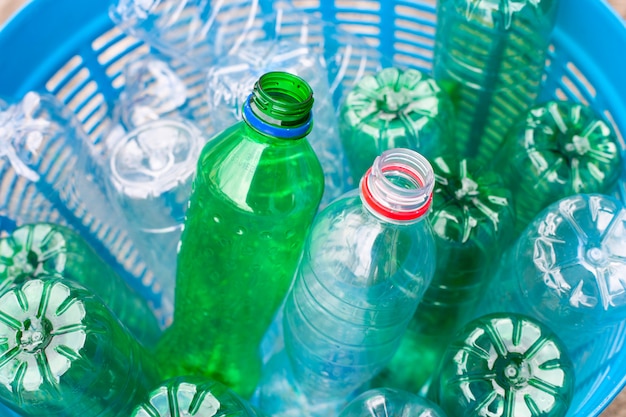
131;377;268;417
0;92;155;310
493;101;623;233
104;119;206;314
339;388;446;417
434;0;560;164
432;313;574;417
0;276;158;417
475;193;626;393
258;148;436;416
375;154;515;392
0;222;161;345
206;39;350;206
155;71;324;398
340;67;454;184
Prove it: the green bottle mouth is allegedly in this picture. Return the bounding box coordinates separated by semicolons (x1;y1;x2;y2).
248;71;314;128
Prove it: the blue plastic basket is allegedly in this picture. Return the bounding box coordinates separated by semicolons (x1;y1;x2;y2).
0;0;625;416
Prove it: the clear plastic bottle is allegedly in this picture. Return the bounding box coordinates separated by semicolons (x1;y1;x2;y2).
0;222;161;346
155;71;324;398
131;377;268;417
475;193;626;388
0;92;155;309
0;276;158;417
339;67;454;184
374;154;515;392
104;119;206;314
258;148;436;416
493;101;623;234
339;388;446;417
432;313;575;417
434;0;560;165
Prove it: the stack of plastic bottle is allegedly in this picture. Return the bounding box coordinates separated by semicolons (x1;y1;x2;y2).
0;0;625;417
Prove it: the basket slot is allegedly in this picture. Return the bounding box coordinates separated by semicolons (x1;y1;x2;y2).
335;11;380;25
557;76;587;105
394;42;433;64
45;56;84;94
563;61;597;100
68;81;98;115
292;0;321;10
392;54;431;73
104;43;150;80
337;23;380;37
394;18;436;41
334;0;380;12
92;27;128;56
52;67;91;106
82;96;108;135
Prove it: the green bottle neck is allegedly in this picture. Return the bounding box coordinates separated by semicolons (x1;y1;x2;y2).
243;72;314;139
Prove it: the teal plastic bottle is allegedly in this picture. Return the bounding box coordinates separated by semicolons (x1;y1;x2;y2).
131;377;268;417
0;222;161;346
0;276;158;417
339;67;454;184
432;313;575;417
493;101;623;233
339;388;446;417
155;71;324;398
475;193;626;388
434;0;560;165
374;154;515;392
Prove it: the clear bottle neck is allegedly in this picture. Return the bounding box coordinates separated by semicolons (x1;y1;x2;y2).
243;71;314;140
359;148;434;223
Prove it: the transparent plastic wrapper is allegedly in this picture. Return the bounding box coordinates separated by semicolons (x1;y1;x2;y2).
434;0;560;165
475;193;626;415
258;148;436;417
206;39;349;206
104;119;206;315
131;377;268;417
105;52;216;138
493;101;623;234
0;92;162;319
0;276;159;417
109;0;385;107
431;313;575;417
338;388;446;417
115;56;190;131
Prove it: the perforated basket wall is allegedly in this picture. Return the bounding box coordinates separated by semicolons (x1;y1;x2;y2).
0;0;625;416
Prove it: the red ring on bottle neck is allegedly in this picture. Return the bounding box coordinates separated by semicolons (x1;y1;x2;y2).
360;164;433;221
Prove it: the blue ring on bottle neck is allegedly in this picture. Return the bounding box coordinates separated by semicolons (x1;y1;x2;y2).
242;95;312;139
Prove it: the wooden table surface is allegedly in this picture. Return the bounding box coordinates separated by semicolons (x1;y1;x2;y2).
1;0;626;415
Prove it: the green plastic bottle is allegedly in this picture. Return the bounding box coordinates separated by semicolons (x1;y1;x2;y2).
434;0;560;165
130;377;268;417
374;154;514;393
432;313;575;417
493;101;623;234
0;223;161;346
339;67;454;184
155;71;324;397
0;276;158;417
